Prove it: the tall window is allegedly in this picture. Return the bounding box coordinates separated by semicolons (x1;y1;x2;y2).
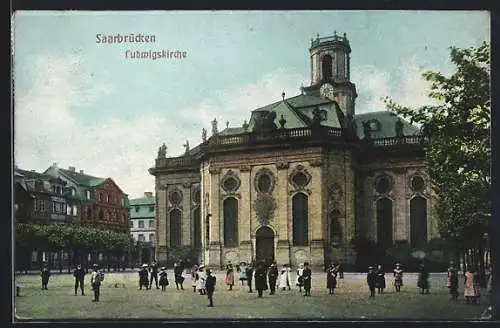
329;210;343;247
149;220;154;228
149;233;155;242
292;193;308;246
376;197;393;249
321;54;333;81
223;197;238;247
169;209;182;248
138;234;145;242
193;207;201;248
138;220;144;228
410;196;428;248
86;190;91;200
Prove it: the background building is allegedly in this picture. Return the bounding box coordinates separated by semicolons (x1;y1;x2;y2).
128;192;156;265
150;32;437;270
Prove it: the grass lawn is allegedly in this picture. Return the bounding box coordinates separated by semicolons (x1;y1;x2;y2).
14;271;486;320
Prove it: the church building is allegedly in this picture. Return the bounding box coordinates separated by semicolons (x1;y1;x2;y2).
149;32;437;269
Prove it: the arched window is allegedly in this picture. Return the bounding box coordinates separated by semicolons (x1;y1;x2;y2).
169;209;182;248
223;197;238;247
376;198;393;249
410;196;428;248
292;193;308;246
321;54;333;81
329;210;343;247
193;207;201;248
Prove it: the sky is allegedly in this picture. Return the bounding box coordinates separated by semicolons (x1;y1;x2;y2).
12;10;490;199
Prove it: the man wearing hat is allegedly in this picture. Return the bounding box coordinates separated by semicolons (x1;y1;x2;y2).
139;264;150;290
254;261;268;298
149;261;160;290
174;261;185;290
90;264;104;302
302;262;312;297
268;262;279;295
159;266;169;291
40;263;51;290
73;264;86;296
393;263;404;293
367;266;377;297
205;268;216;307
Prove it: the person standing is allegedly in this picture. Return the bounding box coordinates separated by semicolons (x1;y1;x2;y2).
139;264;150;290
149;261;159;289
393;263;404;293
447;262;459;300
417;263;430;294
254;261;268;298
268;262;279;295
174;262;185;290
159;267;169;292
296;263;304;293
464;267;479;305
326;263;338;295
337;261;344;279
40;264;51;290
225;261;235;290
367;266;377;298
238;262;248;286
90;264;104;302
205;269;216;307
375;264;386;294
278;264;292;291
246;262;254;293
191;265;199;292
73;264;86;296
197;265;207;295
302;262;312;297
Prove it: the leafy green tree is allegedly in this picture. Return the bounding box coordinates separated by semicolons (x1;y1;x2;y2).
385;42;490;273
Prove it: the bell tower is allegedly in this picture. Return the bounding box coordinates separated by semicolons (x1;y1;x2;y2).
301;31;357;117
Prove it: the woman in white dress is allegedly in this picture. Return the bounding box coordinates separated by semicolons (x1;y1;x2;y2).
196;265;207;295
278;264;292;291
295;263;304;292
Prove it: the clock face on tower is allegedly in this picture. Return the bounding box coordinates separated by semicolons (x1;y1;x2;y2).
320;83;334;99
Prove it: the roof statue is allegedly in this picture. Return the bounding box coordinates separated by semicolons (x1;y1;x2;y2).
158;143;167;158
201;128;207;142
279;114;287;129
242;120;249;132
183;140;190;155
211;118;218;135
395;118;404;137
362;121;371;140
226;120;229;129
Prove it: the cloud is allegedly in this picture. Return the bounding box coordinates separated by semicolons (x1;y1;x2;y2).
14;54;307;199
352;57;437;114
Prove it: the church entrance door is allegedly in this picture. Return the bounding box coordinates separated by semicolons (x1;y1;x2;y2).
255;226;274;267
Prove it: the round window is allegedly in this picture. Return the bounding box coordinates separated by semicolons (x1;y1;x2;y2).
292;172;308;187
223;177;238;192
375;175;391;194
257;174;272;193
169;191;182;205
411;176;425;191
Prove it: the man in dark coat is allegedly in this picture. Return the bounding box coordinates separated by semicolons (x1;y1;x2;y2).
417;263;430;294
447;262;459;300
337;261;344;279
268;262;279;295
246;262;254;293
40;264;50;290
375;264;386;294
174;262;185;290
326;262;338;295
254;262;268;298
367;266;377;297
139;264;150;290
205;269;216;307
302;262;312;297
149;261;160;289
73;264;86;295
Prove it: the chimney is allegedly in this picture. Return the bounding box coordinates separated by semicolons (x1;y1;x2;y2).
68;166;75;172
79;170;84;174
144;192;153;198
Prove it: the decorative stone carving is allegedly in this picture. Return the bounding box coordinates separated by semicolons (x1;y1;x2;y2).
253;193;277;226
289;165;312;191
239;164;251;172
192;187;201;205
409;173;426;192
254;168;276;194
276;161;289;170
211;118;218;135
202;128;207;142
182;182;191;189
374;174;393;195
168;189;183;208
329;183;343;201
209;167;221;175
309;159;324;167
157;143;167;158
220;170;241;193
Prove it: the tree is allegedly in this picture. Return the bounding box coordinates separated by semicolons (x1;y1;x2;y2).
385;42;490;277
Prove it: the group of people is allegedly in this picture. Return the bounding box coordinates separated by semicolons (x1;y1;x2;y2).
447;262;491;305
366;263;429;297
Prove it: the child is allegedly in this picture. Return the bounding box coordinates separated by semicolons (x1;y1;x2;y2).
205;269;216;307
447;263;459;300
464;267;479;305
393;263;404;292
191;265;199;292
367;266;377;297
159;267;169;292
417;263;430;294
375;264;386;294
197;265;207;295
326;263;338;295
296;264;304;293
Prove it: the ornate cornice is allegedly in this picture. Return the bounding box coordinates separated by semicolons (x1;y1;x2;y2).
182;182;191;189
276;161;289;170
220;170;241;193
239;164;251;172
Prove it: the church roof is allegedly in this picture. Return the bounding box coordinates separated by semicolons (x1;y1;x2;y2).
253;94;332;112
353;111;421;139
